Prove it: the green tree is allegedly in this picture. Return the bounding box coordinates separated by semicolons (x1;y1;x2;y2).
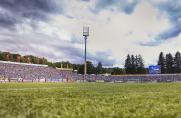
173;51;181;73
158;52;166;74
47;62;56;68
87;61;95;74
137;54;146;74
96;62;103;74
166;53;174;73
104;68;112;74
73;63;88;74
130;55;136;74
125;54;132;74
111;68;125;75
78;64;84;74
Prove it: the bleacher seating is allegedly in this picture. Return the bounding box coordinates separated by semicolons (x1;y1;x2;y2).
1;60;181;83
0;61;66;82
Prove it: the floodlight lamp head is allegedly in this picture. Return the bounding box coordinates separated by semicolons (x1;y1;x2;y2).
83;26;89;37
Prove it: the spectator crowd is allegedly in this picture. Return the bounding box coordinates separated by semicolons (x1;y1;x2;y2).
0;61;72;82
1;61;181;83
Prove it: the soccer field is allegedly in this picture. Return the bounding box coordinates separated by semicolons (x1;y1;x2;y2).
0;83;181;118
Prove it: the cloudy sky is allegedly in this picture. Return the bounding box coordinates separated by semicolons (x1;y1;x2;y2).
0;0;181;67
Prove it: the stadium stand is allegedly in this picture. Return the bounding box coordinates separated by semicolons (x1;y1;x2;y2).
0;61;65;82
1;60;181;83
74;74;181;83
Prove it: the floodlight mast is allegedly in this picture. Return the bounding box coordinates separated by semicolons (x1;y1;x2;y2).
83;26;89;82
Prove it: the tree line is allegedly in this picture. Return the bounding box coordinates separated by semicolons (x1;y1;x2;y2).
0;51;48;64
124;52;181;74
72;61;125;75
1;50;181;75
124;54;147;74
0;51;126;75
74;52;181;75
0;51;73;69
158;52;181;74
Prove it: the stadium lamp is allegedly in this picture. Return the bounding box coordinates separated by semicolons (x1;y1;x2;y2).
83;26;89;37
83;26;89;82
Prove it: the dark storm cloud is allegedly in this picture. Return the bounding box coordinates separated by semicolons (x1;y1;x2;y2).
52;42;116;66
0;0;64;29
157;1;181;40
92;0;139;14
0;12;18;28
141;1;181;46
0;30;116;66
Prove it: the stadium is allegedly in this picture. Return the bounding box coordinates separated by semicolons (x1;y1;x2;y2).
1;0;181;118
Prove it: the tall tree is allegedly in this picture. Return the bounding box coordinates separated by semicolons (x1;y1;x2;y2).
137;54;146;74
130;55;136;74
72;62;96;74
135;55;139;71
165;53;174;73
96;62;103;74
158;52;166;74
173;51;181;73
87;61;95;74
125;54;132;74
78;64;84;74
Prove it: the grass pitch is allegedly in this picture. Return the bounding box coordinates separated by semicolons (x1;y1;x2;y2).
0;83;181;118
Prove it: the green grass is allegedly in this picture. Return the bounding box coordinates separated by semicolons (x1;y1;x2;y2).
1;83;181;118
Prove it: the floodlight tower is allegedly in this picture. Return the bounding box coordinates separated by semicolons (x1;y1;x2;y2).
83;26;89;82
